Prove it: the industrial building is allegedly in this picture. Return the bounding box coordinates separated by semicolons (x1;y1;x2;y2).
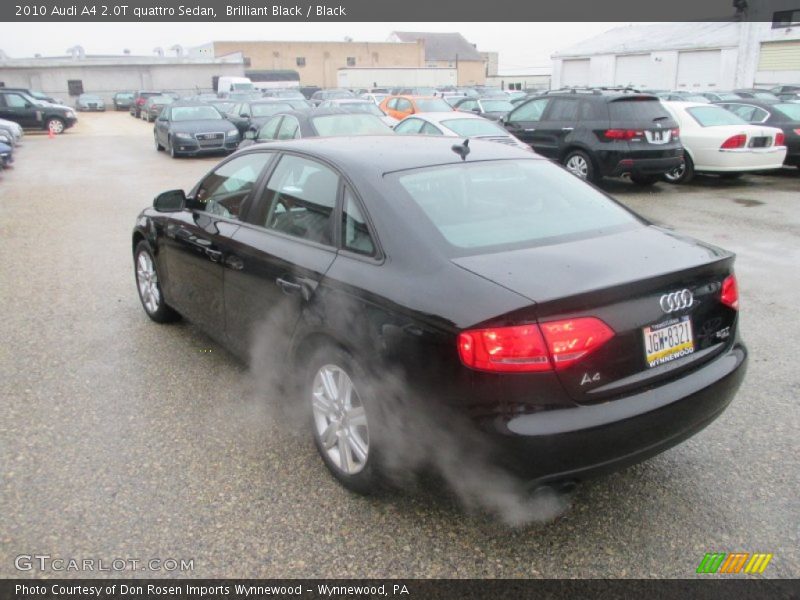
551;21;800;91
191;39;426;88
389;31;487;86
486;67;551;91
0;48;245;103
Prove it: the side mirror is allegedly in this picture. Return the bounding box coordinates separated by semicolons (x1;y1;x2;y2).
240;113;250;118
153;189;186;212
471;107;482;113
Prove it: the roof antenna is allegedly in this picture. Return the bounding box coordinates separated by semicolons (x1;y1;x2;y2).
451;138;470;161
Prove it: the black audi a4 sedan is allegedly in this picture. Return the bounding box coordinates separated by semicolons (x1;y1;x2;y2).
132;136;747;493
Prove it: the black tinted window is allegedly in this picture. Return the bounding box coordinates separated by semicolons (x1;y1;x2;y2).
195;153;272;219
608;99;670;122
548;99;579;120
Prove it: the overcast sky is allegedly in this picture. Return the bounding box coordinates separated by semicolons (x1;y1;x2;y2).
0;22;628;70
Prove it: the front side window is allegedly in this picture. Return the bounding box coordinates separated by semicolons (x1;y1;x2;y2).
396;98;413;112
341;187;375;255
262;155;339;245
3;93;29;108
194;153;273;219
394;118;425;135
509;98;549;122
258;116;283;141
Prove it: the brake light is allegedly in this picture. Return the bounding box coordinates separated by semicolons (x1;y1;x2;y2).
604;129;643;140
794;129;800;135
720;274;739;310
671;128;680;139
457;318;614;373
540;318;615;369
775;132;785;146
720;134;746;149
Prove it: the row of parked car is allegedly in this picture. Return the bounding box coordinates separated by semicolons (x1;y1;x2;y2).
0;115;23;172
128;84;798;187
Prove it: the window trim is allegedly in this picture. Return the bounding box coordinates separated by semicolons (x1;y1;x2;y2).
338;182;379;259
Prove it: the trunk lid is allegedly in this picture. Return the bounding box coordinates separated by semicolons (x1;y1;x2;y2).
453;226;737;403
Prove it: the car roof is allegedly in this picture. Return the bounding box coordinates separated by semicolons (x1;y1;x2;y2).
713;99;776;108
410;112;487;124
235;135;537;175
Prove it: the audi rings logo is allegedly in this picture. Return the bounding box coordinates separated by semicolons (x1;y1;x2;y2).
660;289;694;313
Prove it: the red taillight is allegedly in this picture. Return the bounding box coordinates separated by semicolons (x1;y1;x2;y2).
775;132;785;146
721;274;739;310
794;129;800;135
457;318;614;373
671;127;680;139
458;325;550;373
604;129;643;140
540;318;615;369
720;134;746;149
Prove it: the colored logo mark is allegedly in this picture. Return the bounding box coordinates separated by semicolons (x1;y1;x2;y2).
697;552;773;574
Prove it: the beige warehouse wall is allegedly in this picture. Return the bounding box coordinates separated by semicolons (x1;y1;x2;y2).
213;41;425;88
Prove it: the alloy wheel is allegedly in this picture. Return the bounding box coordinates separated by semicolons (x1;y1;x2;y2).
664;162;686;183
565;155;589;179
136;251;161;314
311;364;369;475
48;119;64;134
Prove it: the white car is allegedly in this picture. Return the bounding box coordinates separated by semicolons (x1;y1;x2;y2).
360;92;388;106
393;112;531;151
661;101;786;183
0;118;24;147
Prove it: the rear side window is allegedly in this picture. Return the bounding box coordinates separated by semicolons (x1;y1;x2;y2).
341;187;375;255
686;106;747;127
547;99;579;121
276;116;300;140
394;118;425;134
262;155;339;245
420;122;443;135
393;159;638;253
775;103;800;120
258;117;282;141
608;99;671;122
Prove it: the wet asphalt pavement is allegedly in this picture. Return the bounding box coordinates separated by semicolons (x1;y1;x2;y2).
1;112;798;579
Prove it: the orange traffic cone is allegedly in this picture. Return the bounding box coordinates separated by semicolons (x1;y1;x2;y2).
48;125;55;139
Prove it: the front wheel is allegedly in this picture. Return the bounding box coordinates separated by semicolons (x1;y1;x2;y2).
45;118;65;135
307;346;379;494
563;150;597;183
663;154;695;184
134;241;179;323
155;134;164;151
168;138;179;158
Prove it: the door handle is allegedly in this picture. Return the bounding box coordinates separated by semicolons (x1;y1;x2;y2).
276;277;303;294
561;127;574;132
524;128;536;132
205;248;223;262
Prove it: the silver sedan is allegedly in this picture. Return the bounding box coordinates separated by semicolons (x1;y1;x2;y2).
393;111;531;151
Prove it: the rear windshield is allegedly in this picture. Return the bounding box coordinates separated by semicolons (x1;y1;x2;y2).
115;93;134;99
609;99;671;122
718;93;742;100
481;99;514;112
686;106;747;127
311;114;391;136
416;99;453;112
775;103;800;120
440;118;507;137
393;159;638;253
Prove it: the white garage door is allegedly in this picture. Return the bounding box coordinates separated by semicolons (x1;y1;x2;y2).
614;54;651;89
561;59;590;87
758;41;800;71
676;50;721;90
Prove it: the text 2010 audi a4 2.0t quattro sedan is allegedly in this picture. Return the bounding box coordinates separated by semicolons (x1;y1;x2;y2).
132;136;747;494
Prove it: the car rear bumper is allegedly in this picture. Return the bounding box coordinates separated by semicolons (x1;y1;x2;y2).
483;342;747;484
695;147;787;172
608;154;684;177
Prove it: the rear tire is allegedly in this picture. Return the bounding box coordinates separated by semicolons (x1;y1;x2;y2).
45;117;65;135
663;154;695;184
563;150;597;183
134;241;179;323
306;345;381;495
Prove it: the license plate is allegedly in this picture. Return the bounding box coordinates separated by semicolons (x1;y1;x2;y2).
749;137;768;148
645;130;671;145
643;316;694;368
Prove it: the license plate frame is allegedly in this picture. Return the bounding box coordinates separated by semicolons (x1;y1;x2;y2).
643;316;695;368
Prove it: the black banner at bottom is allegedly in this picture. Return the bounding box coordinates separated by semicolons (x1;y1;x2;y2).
2;579;798;600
